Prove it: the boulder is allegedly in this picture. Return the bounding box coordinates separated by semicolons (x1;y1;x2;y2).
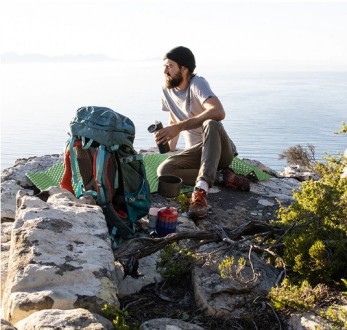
1;180;33;220
192;243;278;319
1;155;62;221
140;318;205;330
2;187;119;324
1;319;17;330
115;252;162;297
1;221;14;298
1;155;62;187
14;308;113;330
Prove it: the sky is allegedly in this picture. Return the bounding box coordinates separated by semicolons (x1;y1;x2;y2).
1;0;347;69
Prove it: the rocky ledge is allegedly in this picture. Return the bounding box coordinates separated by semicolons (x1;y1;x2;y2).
1;154;336;329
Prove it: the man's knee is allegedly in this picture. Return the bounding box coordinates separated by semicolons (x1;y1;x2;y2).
202;119;220;131
157;159;173;177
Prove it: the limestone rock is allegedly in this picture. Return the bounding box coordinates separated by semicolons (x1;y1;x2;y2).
279;165;319;181
115;252;162;297
1;154;62;221
1;319;17;330
14;308;113;330
251;177;300;201
2;188;119;324
1;221;15;299
192;243;278;319
288;312;334;330
1;180;33;220
1;154;62;187
243;158;279;177
140;318;205;330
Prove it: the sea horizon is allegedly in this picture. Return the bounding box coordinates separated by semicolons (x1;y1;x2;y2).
1;61;346;172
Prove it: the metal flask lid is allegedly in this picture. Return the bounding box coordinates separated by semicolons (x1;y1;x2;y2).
147;124;157;133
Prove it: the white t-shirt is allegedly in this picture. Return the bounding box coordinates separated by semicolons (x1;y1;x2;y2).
162;76;215;148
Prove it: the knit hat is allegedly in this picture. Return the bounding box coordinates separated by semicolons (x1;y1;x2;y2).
164;46;196;73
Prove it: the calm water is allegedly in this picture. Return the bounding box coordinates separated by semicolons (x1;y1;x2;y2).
1;61;346;171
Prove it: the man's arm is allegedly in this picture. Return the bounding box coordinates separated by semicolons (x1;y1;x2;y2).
155;96;225;145
168;111;179;151
178;96;225;131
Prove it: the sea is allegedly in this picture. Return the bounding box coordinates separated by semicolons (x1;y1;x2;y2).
1;61;346;172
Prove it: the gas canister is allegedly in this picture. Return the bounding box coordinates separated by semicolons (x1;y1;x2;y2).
156;207;178;237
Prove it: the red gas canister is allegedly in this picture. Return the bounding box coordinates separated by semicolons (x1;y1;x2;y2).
156;207;178;237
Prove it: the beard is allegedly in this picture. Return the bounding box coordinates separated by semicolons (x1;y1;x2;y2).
165;71;183;89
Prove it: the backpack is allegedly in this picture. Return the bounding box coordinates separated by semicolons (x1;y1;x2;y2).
60;106;151;247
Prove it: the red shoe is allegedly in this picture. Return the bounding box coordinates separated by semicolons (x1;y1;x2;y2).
187;189;208;220
222;168;250;191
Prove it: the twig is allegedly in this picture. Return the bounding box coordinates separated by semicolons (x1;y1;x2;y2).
266;302;282;330
275;270;286;287
246;245;259;283
123;298;150;311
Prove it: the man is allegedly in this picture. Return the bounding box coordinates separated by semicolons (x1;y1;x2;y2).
155;46;250;220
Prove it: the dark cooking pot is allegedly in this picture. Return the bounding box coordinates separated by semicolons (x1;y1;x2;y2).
157;175;182;198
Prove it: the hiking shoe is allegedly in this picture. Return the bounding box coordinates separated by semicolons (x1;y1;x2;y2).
222;168;250;191
187;189;208;220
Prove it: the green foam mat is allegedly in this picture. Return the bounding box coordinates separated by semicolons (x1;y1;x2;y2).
26;154;271;195
143;153;193;194
26;161;70;191
230;157;271;181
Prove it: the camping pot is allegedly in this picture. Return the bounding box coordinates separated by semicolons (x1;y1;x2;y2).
157;175;182;198
156;206;178;237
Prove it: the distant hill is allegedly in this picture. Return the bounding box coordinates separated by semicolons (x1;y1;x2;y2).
1;53;117;63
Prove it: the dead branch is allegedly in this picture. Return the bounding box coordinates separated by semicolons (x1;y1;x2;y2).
114;220;285;278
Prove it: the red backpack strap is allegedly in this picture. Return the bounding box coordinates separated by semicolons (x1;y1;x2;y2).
60;148;75;195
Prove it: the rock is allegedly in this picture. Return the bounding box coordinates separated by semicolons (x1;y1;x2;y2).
192;243;278;319
243;158;279;177
2;187;119;324
1;154;62;221
140;318;205;330
115;252;163;297
287;312;333;330
258;198;275;207
251;177;300;202
1;180;33;220
278;165;319;181
14;308;113;330
1;319;17;330
1;154;62;187
1;221;15;299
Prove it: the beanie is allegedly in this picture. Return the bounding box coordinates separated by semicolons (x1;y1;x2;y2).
164;46;196;73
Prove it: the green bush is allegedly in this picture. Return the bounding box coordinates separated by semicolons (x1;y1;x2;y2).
268;279;328;312
278;144;316;169
156;243;196;283
102;304;137;330
274;152;347;284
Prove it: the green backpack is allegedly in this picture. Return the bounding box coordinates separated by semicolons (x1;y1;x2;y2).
61;106;151;247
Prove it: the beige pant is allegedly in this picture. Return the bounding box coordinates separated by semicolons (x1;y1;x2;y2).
157;120;237;187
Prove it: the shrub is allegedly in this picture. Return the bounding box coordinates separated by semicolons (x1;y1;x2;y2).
156;243;196;283
278;143;316;169
102;304;137;330
175;193;191;212
274;152;347;284
218;256;248;282
268;279;328;312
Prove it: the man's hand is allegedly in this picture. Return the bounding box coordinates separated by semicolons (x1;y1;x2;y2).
155;124;181;145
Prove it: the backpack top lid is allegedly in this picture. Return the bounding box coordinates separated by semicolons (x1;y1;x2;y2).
70;106;135;147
